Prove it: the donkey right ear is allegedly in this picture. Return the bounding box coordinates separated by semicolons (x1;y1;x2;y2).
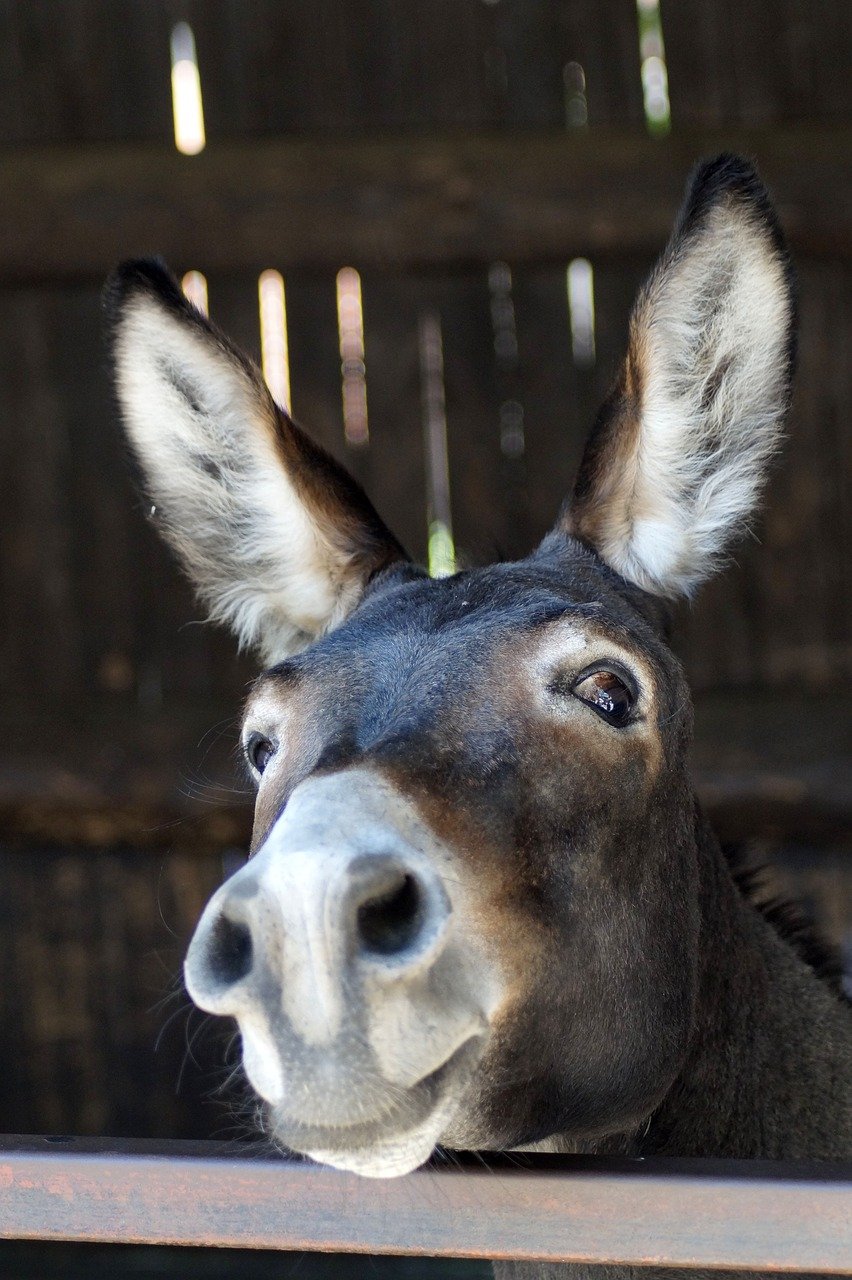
105;260;407;665
563;155;796;598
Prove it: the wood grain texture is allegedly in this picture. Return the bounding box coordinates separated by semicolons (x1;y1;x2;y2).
0;129;850;284
0;850;234;1138
0;1139;850;1270
0;690;849;850
0;0;172;144
664;0;852;127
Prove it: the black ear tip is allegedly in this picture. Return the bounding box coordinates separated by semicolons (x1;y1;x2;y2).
677;151;791;265
692;152;760;194
103;257;185;322
683;152;777;225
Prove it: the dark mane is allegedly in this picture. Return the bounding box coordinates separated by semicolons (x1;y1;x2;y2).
725;847;848;999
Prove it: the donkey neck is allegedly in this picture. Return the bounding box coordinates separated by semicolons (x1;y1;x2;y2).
518;806;850;1166
498;815;852;1280
642;807;851;1162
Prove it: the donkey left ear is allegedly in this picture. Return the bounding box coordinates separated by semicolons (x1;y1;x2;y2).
106;259;407;665
563;154;796;598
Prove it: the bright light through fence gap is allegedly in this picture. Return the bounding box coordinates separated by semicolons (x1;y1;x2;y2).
488;262;519;370
563;61;588;128
499;400;525;460
181;271;208;316
170;22;206;155
336;268;369;447
567;259;596;368
258;270;291;414
636;0;671;135
488;262;525;458
418;311;456;578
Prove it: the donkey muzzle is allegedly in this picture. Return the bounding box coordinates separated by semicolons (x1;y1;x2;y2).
184;770;488;1151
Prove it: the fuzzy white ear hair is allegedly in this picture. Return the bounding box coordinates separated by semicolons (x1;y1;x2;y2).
105;260;405;664
567;154;796;598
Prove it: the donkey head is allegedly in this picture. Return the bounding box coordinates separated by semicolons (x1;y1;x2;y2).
107;156;794;1176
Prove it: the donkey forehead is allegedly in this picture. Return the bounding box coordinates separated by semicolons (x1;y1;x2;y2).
246;557;678;726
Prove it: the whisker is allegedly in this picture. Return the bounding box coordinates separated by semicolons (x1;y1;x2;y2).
175;1008;214;1094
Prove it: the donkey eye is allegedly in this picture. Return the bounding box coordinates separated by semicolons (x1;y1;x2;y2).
571;669;635;727
246;733;276;775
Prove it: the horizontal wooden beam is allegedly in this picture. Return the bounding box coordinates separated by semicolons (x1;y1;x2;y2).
1;1138;850;1271
690;690;852;848
0;128;850;283
2;692;848;850
0;691;844;849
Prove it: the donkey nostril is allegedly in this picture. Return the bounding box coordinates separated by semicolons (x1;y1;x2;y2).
357;873;422;956
207;914;253;987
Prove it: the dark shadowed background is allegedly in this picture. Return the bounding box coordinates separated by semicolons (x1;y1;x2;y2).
0;0;849;1177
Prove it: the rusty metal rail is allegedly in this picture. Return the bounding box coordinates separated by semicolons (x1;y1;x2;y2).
0;1137;850;1272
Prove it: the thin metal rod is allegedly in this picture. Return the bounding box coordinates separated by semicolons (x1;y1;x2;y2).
0;1138;849;1271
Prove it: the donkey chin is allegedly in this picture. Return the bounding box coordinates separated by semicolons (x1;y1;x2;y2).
264;1039;486;1178
183;771;496;1177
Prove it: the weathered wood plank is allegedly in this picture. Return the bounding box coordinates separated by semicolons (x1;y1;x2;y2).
0;702;252;851
0;691;848;850
556;0;645;127
0;287;88;706
436;270;521;564
664;0;852;126
0;129;850;283
356;274;430;564
0;1139;850;1270
0;0;172;145
0;851;231;1138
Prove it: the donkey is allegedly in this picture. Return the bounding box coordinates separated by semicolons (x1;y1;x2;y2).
107;155;850;1274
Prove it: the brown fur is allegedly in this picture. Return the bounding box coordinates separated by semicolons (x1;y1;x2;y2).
567;345;645;557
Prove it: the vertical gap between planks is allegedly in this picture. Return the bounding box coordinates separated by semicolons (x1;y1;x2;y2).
418;311;456;577
336;267;369;448
170;21;206;154
258;269;291;414
181;271;208;315
635;0;671;133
